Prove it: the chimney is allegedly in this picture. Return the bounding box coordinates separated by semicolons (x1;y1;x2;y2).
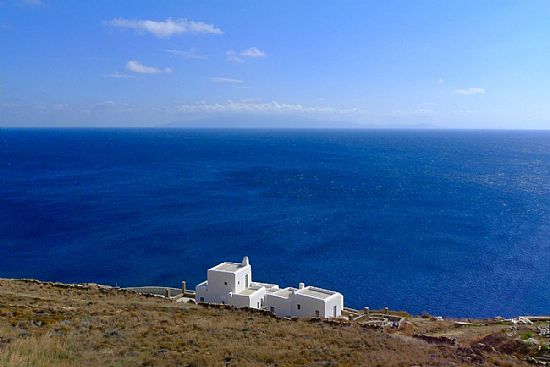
241;256;249;266
364;307;370;320
299;282;305;290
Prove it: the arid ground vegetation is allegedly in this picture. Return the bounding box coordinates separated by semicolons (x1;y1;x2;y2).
0;279;547;366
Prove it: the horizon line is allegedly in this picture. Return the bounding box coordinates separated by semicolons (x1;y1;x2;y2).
2;126;550;131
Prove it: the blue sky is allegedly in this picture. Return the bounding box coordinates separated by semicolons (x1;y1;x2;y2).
1;0;550;128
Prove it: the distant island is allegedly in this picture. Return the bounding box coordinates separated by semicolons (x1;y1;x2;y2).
160;115;440;129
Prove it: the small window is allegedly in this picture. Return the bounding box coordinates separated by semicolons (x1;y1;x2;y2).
270;307;275;313
199;297;204;303
297;304;301;310
237;281;240;285
315;310;320;317
257;302;260;308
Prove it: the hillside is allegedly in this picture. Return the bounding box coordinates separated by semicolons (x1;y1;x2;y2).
0;278;547;366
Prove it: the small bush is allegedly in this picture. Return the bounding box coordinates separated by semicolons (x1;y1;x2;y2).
520;331;534;340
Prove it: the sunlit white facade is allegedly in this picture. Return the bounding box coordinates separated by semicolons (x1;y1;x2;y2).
195;256;343;318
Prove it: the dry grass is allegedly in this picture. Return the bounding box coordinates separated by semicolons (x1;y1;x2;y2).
0;278;538;366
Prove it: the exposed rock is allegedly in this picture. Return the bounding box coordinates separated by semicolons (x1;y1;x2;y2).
315;360;337;366
538;326;550;338
18;329;29;338
153;349;169;357
412;334;456;346
104;329;120;338
31;319;44;327
509;317;534;325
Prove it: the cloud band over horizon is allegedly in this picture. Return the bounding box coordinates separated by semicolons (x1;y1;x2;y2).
108;17;223;38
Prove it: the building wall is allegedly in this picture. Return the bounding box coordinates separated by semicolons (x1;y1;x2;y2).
291;293;327;318
249;288;266;309
195;282;208;303
323;294;344;318
265;291;344;318
233;266;251;294
195;260;344;318
196;264;253;305
264;294;292;317
229;288;266;309
204;270;235;304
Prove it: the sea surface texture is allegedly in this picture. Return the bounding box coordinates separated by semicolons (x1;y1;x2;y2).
1;129;549;317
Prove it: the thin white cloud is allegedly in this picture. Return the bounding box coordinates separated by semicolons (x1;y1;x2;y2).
93;101;116;109
126;60;172;74
209;76;244;84
437;78;444;84
90;101;133;113
163;48;207;60
226;50;244;63
0;102;20;109
104;71;132;78
177;100;361;115
454;87;486;96
226;47;267;63
240;47;266;58
108;17;222;38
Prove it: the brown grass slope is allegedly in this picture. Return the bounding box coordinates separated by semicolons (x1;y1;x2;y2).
0;279;535;367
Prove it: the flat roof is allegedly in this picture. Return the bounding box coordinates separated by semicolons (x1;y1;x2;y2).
296;286;338;300
238;288;259;296
251;281;279;289
210;262;244;273
271;287;296;299
236;283;266;296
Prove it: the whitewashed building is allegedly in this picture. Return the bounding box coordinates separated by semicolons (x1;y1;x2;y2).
264;283;344;318
195;256;343;318
195;256;279;309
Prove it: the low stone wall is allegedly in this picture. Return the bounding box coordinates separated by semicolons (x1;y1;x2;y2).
124;286;182;298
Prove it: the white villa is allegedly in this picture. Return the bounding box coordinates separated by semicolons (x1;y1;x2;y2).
195;256;344;318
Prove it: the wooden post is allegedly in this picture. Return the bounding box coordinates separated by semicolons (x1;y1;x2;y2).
181;281;186;295
364;307;370;320
384;307;389;315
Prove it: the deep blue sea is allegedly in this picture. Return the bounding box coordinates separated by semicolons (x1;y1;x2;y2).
1;128;549;317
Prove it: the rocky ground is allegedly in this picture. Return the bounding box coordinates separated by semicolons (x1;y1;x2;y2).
0;278;548;366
